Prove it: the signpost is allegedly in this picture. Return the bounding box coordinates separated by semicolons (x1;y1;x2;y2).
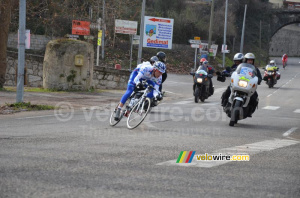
143;16;174;49
115;19;138;34
189;38;202;70
114;19;138;70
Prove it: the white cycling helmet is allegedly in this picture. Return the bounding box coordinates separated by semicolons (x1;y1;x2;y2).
233;53;244;61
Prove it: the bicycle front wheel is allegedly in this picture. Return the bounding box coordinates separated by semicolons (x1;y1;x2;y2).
127;97;151;129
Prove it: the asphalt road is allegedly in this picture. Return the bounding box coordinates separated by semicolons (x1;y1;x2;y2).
0;58;299;198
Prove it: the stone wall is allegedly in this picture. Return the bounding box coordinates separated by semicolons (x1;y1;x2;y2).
8;33;54;51
5;51;44;87
269;25;300;56
93;67;130;89
5;52;130;90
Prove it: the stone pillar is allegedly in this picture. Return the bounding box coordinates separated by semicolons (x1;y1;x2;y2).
43;39;94;90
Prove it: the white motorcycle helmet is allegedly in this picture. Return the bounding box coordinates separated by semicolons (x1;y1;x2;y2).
270;60;276;66
233;53;244;61
244;53;255;64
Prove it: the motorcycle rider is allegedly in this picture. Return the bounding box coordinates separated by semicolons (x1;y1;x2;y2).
265;60;280;80
193;60;215;96
221;53;244;106
114;61;166;121
221;53;261;117
243;53;262;117
136;56;158;69
156;51;167;92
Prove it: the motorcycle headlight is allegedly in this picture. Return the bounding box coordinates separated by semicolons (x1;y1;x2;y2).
197;78;203;83
238;80;248;88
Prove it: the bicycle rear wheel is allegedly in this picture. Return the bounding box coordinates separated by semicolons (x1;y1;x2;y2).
127;98;151;129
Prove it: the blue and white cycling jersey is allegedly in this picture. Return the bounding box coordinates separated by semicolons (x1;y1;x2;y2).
133;65;162;86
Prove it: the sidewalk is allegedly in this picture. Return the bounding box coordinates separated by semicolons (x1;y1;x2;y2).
0;87;124;114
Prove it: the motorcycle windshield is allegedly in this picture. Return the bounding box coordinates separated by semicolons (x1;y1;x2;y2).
235;63;257;79
195;69;208;77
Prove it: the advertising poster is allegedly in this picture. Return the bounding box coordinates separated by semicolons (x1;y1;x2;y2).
143;16;174;49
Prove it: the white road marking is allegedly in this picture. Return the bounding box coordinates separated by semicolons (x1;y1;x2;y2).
262;106;280;110
283;127;298;137
156;138;299;168
293;109;300;113
214;87;226;94
266;72;299;98
173;100;193;105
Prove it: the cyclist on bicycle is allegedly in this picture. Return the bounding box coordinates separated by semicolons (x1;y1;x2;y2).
282;54;288;67
114;61;166;121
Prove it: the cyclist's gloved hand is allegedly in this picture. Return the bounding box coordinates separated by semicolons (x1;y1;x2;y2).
156;94;163;101
136;82;144;90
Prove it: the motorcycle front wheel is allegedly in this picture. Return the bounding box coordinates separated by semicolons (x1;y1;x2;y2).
229;100;242;126
194;87;200;103
127;97;151;129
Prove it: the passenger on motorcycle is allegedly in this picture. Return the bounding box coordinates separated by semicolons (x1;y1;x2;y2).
221;53;244;106
114;61;166;121
232;53;244;71
243;53;262;116
193;60;215;96
156;51;167;92
136;56;158;69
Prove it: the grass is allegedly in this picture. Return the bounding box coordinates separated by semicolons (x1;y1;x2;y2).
6;102;55;111
1;86;67;93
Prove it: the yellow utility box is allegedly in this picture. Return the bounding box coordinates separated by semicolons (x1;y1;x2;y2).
75;55;84;66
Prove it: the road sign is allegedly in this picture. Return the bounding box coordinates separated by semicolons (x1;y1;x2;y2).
115;19;138;35
72;20;90;35
143;16;174;49
98;30;102;46
189;39;201;44
191;44;202;48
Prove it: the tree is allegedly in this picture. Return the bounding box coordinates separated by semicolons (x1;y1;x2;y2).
0;0;14;88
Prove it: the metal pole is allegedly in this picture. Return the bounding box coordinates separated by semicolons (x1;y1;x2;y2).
194;48;197;70
16;0;26;103
222;0;228;68
130;35;133;71
101;0;105;59
259;20;262;66
96;21;100;66
240;4;247;53
137;0;146;64
232;37;235;54
208;0;215;61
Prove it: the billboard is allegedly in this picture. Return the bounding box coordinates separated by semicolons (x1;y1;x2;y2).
143;16;174;49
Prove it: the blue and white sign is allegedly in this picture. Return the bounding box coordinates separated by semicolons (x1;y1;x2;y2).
143;16;174;49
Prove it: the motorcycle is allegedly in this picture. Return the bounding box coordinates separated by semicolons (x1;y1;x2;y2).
224;63;259;126
190;67;214;103
109;81;162;129
263;65;280;88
